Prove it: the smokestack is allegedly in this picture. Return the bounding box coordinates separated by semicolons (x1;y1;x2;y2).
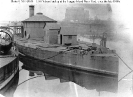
29;5;34;17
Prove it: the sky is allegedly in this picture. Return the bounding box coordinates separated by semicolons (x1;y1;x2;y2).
0;1;70;21
0;0;132;22
0;0;133;40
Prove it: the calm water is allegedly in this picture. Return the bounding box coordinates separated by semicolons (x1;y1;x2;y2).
13;40;133;97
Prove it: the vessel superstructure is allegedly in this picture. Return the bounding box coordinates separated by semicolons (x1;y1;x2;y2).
12;5;118;92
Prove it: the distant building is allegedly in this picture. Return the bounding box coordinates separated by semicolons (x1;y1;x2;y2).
64;7;89;23
64;4;112;22
8;21;23;36
84;9;90;20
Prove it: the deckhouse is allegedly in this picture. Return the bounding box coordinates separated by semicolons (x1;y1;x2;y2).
22;5;57;40
22;5;78;46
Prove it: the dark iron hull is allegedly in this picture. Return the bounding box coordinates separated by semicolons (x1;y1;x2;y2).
0;51;19;97
15;37;119;93
0;71;19;97
16;42;119;76
20;52;118;93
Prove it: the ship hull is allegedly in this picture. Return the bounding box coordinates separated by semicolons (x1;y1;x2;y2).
16;41;119;76
15;38;119;92
0;70;19;97
0;52;19;97
20;53;118;93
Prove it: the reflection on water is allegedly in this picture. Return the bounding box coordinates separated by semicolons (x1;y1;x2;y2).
14;64;118;97
13;40;133;97
74;72;118;93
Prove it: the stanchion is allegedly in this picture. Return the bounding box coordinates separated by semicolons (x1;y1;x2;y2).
132;74;133;93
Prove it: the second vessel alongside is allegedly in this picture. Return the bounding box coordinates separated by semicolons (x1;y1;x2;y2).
0;26;19;97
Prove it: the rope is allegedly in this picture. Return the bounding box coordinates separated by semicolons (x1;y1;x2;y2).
43;49;72;60
44;47;91;60
45;51;133;82
44;52;62;60
18;47;133;83
115;53;133;71
118;70;133;82
17;75;43;87
115;53;133;82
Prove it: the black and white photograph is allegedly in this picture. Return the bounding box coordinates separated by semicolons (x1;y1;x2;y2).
0;0;133;97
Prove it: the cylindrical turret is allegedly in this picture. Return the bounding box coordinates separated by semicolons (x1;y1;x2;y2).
29;5;34;17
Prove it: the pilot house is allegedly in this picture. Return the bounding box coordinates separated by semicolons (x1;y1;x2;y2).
22;5;78;46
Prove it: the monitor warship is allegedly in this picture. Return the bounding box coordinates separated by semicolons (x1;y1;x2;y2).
13;5;118;92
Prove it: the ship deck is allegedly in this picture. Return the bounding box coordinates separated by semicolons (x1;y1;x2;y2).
15;38;117;57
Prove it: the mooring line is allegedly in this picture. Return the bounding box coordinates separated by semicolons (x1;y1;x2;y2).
115;53;133;82
17;75;43;87
115;53;133;71
118;70;133;82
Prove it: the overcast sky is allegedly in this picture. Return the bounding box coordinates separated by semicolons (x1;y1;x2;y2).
0;0;132;23
0;0;133;39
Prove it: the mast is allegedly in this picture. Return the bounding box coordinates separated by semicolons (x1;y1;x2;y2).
100;32;107;47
